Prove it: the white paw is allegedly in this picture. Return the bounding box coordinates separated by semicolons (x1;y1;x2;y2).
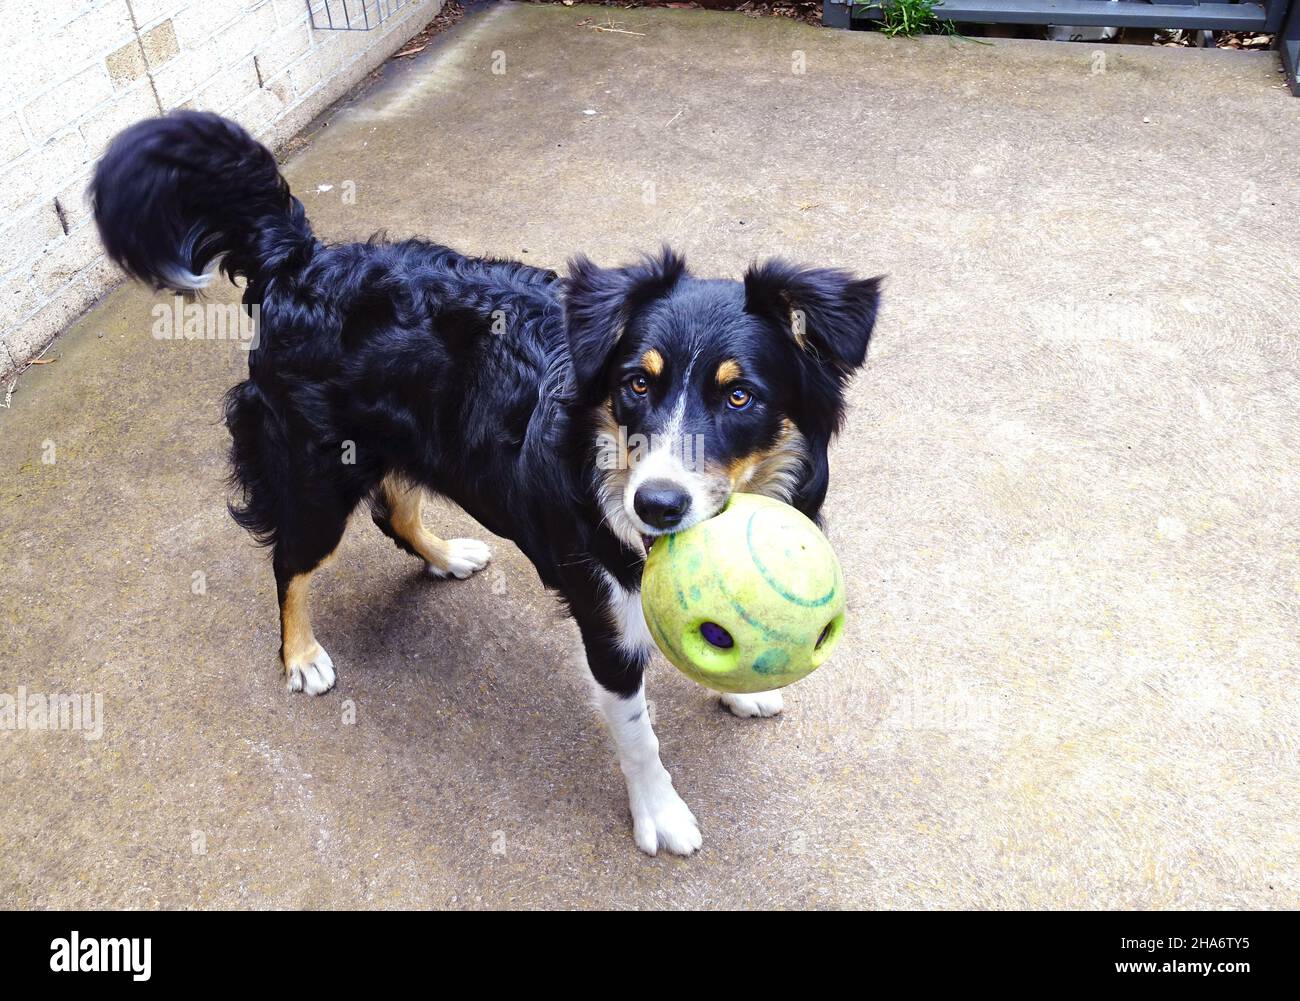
426;538;492;580
626;765;702;857
285;645;336;695
721;690;784;718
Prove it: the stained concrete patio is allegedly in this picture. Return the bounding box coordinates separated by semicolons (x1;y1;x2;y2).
3;3;1299;909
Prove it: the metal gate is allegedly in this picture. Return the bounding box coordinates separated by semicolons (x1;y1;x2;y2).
824;0;1299;94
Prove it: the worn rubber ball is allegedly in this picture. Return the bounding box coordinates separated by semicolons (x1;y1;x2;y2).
641;493;846;694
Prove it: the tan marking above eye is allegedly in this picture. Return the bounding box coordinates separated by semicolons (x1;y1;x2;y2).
641;349;664;377
715;359;742;385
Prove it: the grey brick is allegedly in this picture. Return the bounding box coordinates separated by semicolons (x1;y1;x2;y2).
152;43;224;108
31;222;102;299
254;22;313;82
0;113;29;167
0;205;64;279
194;59;261;115
2;4;135;105
172;3;241;48
23;65;115;143
79;81;161;157
0;130;91;217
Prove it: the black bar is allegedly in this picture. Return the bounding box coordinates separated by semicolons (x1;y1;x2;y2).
841;0;1269;30
0;911;1289;987
824;0;854;26
1282;0;1300;94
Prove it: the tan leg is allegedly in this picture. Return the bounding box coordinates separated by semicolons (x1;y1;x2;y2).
278;569;336;695
381;474;492;579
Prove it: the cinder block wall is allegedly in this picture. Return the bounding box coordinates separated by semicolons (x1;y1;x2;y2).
0;0;442;379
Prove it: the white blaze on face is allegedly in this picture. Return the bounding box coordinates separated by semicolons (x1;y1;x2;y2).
622;358;715;534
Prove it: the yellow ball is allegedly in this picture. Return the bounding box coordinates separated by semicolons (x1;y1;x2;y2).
641;493;846;694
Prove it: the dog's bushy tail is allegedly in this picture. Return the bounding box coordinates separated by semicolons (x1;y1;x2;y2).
91;111;314;292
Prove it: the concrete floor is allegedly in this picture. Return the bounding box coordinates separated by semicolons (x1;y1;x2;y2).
3;4;1299;909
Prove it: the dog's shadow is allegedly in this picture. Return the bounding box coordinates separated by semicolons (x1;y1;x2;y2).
307;536;800;858
316;530;586;717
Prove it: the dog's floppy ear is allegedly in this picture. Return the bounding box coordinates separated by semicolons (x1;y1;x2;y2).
743;260;882;373
565;247;686;395
746;260;882;451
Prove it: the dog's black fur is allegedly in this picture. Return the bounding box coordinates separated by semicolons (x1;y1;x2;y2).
92;110;879;755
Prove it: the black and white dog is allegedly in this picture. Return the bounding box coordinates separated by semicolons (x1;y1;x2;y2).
91;112;880;855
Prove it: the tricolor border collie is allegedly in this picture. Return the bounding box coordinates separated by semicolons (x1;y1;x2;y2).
91;112;881;856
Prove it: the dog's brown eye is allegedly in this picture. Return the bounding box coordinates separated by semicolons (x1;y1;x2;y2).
628;374;649;396
727;387;753;410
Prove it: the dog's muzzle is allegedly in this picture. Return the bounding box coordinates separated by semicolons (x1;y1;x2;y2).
633;479;691;531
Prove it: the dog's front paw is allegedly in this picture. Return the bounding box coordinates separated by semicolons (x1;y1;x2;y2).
285;644;336;695
720;690;784;718
426;538;492;580
626;765;702;857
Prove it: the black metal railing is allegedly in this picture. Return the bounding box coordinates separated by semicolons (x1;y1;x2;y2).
307;0;414;31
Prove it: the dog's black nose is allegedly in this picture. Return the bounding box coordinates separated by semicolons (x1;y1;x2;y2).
634;480;691;530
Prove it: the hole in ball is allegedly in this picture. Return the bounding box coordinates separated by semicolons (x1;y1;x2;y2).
699;622;734;649
815;621;834;649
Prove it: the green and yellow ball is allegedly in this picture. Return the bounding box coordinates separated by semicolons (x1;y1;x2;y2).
641;493;846;694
